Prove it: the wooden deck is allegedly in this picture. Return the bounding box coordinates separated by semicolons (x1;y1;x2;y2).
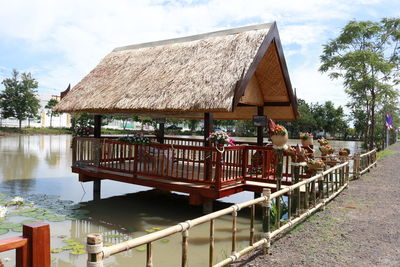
72;137;309;204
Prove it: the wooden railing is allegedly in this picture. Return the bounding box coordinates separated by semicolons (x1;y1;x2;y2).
0;223;50;267
72;138;299;189
85;160;354;267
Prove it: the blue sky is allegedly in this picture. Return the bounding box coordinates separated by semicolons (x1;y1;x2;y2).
0;0;399;109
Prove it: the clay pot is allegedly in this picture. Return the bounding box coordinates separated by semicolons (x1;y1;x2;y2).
271;134;288;147
301;137;313;147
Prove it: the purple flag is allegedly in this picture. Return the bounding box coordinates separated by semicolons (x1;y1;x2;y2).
386;113;393;130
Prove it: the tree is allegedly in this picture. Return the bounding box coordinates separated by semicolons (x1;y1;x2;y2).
0;70;40;129
320;18;400;149
45;98;60;128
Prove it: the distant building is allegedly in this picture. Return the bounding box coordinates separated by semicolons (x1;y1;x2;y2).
0;94;71;128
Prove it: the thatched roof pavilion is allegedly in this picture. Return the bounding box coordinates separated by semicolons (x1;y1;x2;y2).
55;22;299;121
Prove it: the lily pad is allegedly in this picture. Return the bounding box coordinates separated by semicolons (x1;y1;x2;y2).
51;248;63;253
161;239;169;243
0;228;9;235
12;224;23;232
0;222;16;229
47;216;67;222
70;248;86;255
135;245;146;252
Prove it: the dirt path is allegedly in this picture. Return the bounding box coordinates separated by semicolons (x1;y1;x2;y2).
233;143;400;267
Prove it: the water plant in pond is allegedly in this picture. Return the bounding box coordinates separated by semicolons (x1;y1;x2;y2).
0;206;8;218
135;245;147;252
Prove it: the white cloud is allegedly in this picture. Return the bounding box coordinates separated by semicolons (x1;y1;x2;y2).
0;0;390;109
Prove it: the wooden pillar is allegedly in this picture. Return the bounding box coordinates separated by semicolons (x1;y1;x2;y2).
257;106;264;146
93;180;101;200
94;115;102;138
204;113;214;181
204;113;214;146
23;223;50;267
159;122;165;144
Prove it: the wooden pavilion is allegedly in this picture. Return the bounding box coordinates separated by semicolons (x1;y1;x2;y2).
55;22;300;209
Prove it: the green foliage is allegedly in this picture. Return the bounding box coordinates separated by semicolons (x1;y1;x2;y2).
45;98;60;127
0;70;40;128
278;99;348;138
320;18;400;149
376;149;396;160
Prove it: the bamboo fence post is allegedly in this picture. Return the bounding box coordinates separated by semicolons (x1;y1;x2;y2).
318;171;324;201
311;180;316;207
209;220;214;267
304;182;309;210
87;233;103;267
232;210;237;254
354;153;361;179
275;149;283;227
249;205;255;246
146;243;153;267
287;190;292;221
182;230;189;267
262;188;271;255
291;163;300;216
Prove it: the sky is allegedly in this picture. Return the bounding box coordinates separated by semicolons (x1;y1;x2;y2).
0;0;399;109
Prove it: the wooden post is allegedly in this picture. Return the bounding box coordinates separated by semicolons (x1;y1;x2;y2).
262;188;271;255
204;113;214;181
94;115;102;138
86;233;103;267
257;107;264;146
159;122;165;144
23;223;50;267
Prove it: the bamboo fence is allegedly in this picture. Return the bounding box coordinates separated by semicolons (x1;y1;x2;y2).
86;148;377;267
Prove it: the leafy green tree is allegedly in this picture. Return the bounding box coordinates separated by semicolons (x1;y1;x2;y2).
0;70;40;129
45;98;60;128
320;18;400;149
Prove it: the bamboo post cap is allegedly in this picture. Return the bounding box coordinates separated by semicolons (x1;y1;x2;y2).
87;233;103;244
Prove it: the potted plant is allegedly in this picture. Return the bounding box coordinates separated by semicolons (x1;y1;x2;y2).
300;132;313;147
339;148;350;157
319;145;335;156
208;130;235;153
307;159;325;170
267;120;288;147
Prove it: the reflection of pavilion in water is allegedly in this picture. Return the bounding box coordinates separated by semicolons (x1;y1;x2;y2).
68;189;263;245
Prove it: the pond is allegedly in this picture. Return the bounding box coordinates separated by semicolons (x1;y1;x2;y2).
0;135;362;266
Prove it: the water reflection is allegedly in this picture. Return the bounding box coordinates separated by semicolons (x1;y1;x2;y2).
0;134;361;267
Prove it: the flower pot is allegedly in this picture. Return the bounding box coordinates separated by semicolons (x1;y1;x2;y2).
271;134;288;147
301;137;313;147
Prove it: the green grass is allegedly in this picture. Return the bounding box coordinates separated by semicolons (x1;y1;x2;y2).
0;127;72;135
376;148;396;160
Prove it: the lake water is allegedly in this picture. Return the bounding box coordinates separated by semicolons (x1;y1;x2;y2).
0;135;362;266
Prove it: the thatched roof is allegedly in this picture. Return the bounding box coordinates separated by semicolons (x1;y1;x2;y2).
55;22;299;120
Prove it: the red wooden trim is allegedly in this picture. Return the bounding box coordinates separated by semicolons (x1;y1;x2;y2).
0;237;27;252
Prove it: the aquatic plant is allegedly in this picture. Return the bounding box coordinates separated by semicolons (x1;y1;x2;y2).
0;206;8;218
